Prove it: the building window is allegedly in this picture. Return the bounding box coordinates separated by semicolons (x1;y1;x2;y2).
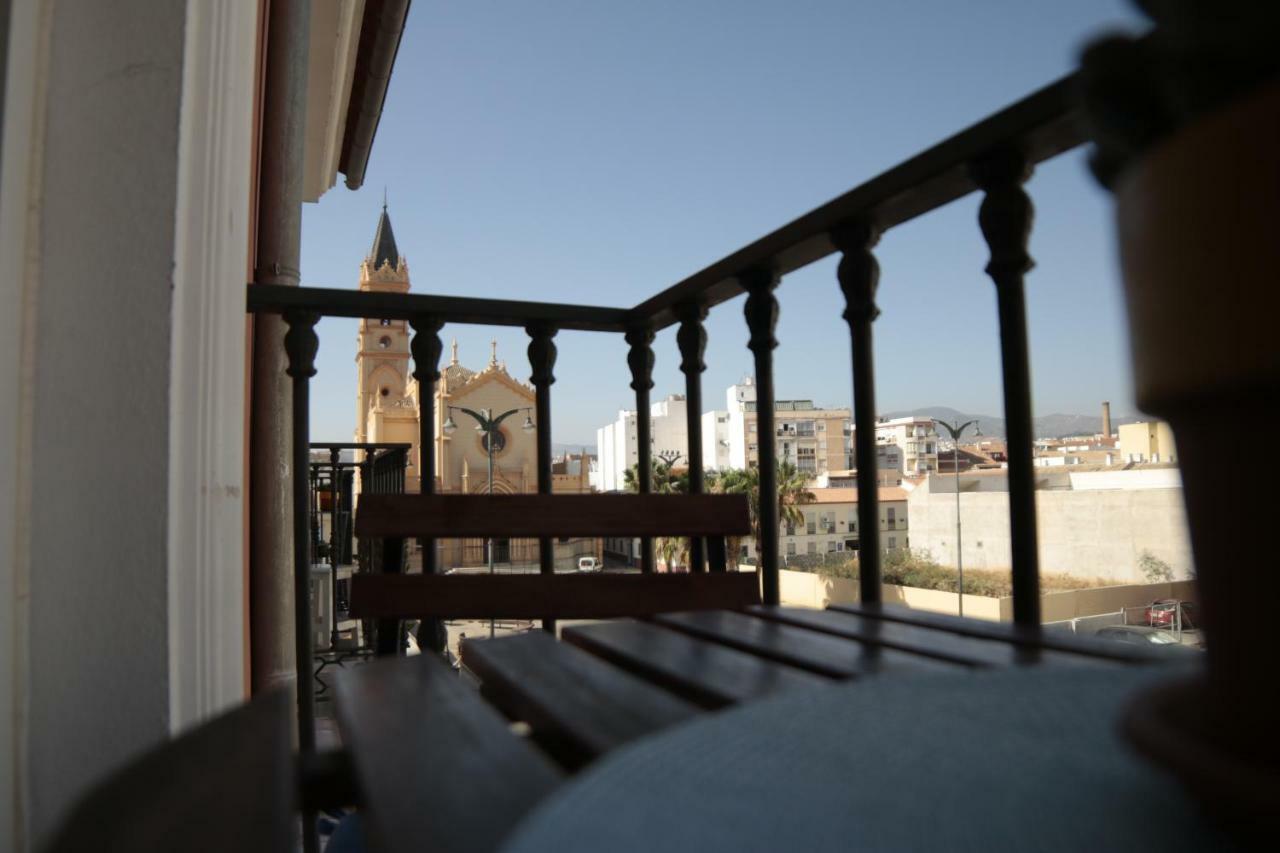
806;542;817;556
786;542;796;557
826;541;838;553
379;318;392;327
379;387;390;397
887;507;896;527
378;335;392;349
888;536;897;550
806;514;815;535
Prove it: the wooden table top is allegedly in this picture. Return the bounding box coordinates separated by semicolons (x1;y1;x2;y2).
332;603;1159;853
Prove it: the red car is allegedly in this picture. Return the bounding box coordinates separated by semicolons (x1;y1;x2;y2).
1145;599;1197;630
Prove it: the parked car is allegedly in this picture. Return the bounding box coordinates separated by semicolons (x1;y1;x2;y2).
1094;625;1198;652
577;556;601;573
1145;599;1197;630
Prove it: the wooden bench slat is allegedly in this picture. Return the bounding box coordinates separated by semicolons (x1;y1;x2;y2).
562;620;825;709
651;610;960;679
461;631;701;768
355;493;750;538
333;654;563;853
350;571;761;620
44;690;294;853
748;605;1108;668
831;603;1148;663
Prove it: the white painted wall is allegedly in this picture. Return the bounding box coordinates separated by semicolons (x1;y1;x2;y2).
724;380;755;470
1;2;258;846
167;0;257;734
24;2;188;840
1069;467;1182;490
1;1;48;846
908;477;1193;582
702;410;730;471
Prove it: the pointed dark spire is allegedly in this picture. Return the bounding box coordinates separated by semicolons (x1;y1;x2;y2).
368;202;402;270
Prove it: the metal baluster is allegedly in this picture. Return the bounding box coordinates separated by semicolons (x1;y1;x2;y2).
742;267;781;605
971;148;1041;626
527;323;558;632
625;326;656;573
283;309;319;757
328;448;341;651
677;304;708;572
410;316;445;653
833;220;883;606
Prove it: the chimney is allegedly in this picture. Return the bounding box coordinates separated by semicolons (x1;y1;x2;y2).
1101;401;1112;437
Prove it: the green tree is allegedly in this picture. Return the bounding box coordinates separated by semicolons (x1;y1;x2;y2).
707;462;815;565
1137;549;1174;583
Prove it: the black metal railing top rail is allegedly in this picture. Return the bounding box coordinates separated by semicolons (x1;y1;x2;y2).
249;69;1084;752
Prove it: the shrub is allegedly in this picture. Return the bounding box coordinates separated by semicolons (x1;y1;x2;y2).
1137;550;1174;583
797;548;1109;596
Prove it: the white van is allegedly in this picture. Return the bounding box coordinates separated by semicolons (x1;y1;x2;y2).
576;556;600;573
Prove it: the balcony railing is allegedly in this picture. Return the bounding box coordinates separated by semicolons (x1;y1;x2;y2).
247;69;1083;759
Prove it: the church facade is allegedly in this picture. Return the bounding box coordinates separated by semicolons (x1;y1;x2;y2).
354;207;599;570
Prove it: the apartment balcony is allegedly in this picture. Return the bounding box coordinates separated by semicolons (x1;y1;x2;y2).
39;8;1272;852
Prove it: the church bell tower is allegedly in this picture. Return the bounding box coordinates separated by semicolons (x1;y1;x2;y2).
354;203;411;443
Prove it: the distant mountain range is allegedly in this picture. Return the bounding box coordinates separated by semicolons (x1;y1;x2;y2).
881;406;1140;440
553;442;597;457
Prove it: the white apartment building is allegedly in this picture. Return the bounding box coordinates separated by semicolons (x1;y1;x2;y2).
702;410;733;471
874;416;939;475
592;394;689;492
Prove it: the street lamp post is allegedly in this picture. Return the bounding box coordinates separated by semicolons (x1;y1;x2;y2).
442;405;535;637
933;419;979;617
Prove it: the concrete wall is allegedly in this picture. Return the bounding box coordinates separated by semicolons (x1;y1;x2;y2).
777;570;1197;625
776;570;1001;620
908;480;1193;582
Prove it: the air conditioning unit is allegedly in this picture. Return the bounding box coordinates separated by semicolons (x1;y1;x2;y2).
310;565;332;651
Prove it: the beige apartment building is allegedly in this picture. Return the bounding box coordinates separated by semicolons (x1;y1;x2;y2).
740;487;909;563
1118;420;1178;464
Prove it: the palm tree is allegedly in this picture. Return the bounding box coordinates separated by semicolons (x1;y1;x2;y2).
707;462;815;566
623;458;689;570
622;458;688;496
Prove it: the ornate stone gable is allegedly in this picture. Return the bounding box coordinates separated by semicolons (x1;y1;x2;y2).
445;361;536;404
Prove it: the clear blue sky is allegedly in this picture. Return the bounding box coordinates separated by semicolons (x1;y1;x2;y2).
301;0;1148;445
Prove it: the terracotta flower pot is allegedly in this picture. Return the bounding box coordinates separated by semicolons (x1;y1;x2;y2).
1115;80;1280;821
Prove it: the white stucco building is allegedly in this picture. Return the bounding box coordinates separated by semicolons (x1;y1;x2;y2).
592;394;689;492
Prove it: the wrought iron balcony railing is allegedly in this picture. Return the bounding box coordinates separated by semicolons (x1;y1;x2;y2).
247;69;1084;757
